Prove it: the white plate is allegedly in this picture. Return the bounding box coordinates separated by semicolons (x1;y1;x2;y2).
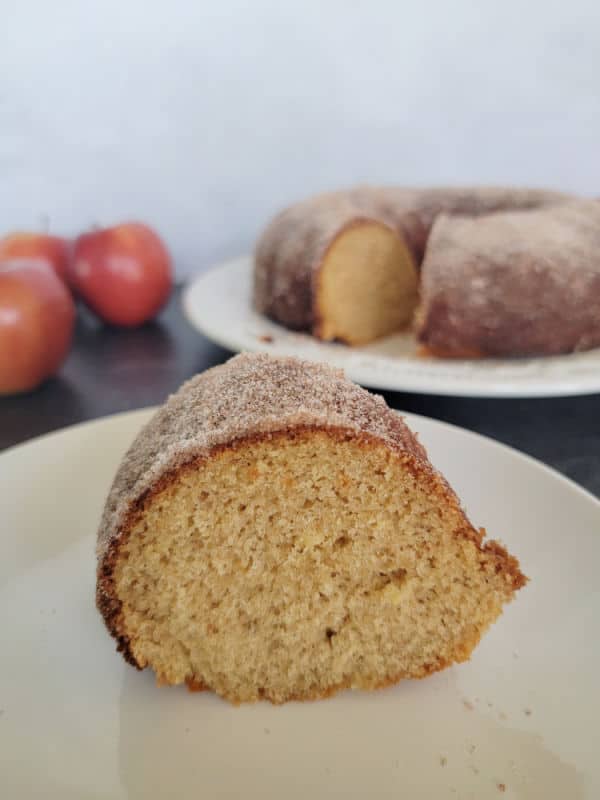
183;256;600;397
1;408;599;798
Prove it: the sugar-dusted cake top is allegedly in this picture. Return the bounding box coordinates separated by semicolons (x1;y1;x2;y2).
97;353;426;560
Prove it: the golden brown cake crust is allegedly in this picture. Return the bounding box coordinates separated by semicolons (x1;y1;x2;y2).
253;185;572;337
96;354;525;679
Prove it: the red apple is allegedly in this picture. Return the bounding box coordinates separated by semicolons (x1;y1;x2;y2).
70;222;172;326
0;232;70;284
0;260;76;395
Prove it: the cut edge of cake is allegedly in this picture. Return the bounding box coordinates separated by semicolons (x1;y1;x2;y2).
96;354;527;704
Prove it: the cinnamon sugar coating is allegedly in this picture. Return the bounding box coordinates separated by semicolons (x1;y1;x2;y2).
417;200;600;356
97;353;426;564
253;185;571;334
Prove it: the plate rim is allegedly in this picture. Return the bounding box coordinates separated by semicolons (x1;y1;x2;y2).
182;256;600;399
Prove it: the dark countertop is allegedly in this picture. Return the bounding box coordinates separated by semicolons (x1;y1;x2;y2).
1;287;599;497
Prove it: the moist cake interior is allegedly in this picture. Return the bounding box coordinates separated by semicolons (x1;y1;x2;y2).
114;428;520;704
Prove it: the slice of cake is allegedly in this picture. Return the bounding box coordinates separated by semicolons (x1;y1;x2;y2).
97;354;526;704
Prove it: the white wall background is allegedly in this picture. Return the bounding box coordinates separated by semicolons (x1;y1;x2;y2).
1;0;599;277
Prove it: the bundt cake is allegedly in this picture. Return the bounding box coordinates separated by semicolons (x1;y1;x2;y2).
97;354;526;705
416;199;600;357
253;185;571;347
